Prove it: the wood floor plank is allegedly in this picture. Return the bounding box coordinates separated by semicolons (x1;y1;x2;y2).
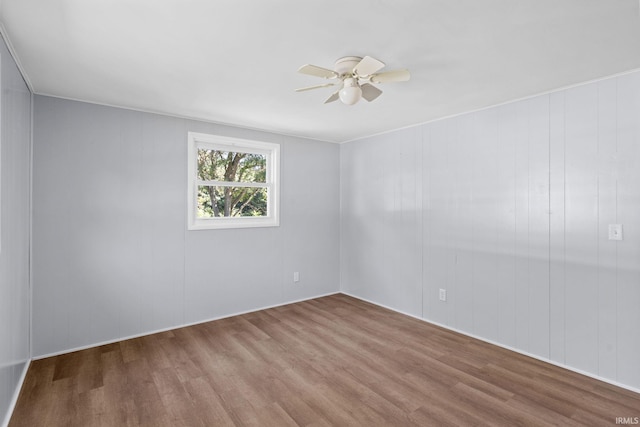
183;376;236;427
276;394;324;426
506;394;584;427
9;294;640;426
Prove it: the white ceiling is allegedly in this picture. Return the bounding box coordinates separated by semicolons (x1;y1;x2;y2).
1;0;639;143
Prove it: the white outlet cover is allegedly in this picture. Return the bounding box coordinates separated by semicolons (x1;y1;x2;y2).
608;224;623;241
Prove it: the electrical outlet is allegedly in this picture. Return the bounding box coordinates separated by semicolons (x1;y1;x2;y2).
608;224;623;241
293;272;300;283
439;289;447;302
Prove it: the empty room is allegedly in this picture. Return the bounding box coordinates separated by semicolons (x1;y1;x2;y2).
1;1;640;425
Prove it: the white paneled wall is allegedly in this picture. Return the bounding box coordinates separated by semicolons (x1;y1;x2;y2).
615;73;640;385
32;96;340;358
0;36;31;425
341;70;640;390
340;127;423;317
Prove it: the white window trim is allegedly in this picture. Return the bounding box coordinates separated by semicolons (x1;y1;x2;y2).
187;132;280;230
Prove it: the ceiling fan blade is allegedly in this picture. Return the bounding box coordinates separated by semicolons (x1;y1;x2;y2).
298;64;338;79
361;83;383;102
295;83;336;92
324;90;340;104
370;69;411;84
354;56;385;77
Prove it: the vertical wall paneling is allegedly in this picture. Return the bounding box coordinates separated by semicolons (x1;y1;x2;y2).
31;97;67;353
32;98;340;358
341;70;640;391
452;114;474;332
549;91;566;364
422;121;449;325
142;114;186;331
279;135;339;303
442;120;460;326
470;109;499;342
495;103;518;348
339;142;355;295
513;99;531;352
182;122;281;323
615;72;640;387
341;128;422;317
0;35;31;426
116;110;146;338
596;78;618;380
368;136;392;304
66;103;122;348
387;128;422;316
525;95;550;359
563;83;599;373
420;125;429;319
340;139;379;298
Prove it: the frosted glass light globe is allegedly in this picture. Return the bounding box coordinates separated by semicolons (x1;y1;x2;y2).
339;78;362;105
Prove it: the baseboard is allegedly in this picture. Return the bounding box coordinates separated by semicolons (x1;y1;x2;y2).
1;360;30;427
33;291;341;360
340;291;640;396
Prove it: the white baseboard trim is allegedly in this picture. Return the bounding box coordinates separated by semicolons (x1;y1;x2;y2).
2;359;30;427
33;291;341;360
341;291;640;396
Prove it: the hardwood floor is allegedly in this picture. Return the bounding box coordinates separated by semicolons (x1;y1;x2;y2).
10;294;640;426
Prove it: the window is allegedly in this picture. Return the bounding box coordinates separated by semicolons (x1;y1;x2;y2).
187;132;280;230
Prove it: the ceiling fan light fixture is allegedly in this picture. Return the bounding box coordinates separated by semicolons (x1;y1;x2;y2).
339;77;362;105
296;56;410;105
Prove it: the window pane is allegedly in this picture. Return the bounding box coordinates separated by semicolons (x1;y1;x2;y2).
197;186;268;218
197;149;266;183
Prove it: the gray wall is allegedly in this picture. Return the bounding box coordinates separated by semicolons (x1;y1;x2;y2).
0;36;31;425
341;70;640;391
32;96;340;357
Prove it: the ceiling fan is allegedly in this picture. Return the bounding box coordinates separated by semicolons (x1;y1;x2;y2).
295;56;410;105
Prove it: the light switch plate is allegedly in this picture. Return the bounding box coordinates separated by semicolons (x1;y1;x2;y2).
608;224;623;241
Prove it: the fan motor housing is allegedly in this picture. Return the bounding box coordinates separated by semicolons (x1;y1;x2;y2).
335;56;362;77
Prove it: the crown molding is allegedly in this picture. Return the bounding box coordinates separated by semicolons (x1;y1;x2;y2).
0;21;34;93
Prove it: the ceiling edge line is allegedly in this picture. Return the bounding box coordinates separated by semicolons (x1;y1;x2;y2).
341;66;640;145
32;91;340;144
0;21;34;93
